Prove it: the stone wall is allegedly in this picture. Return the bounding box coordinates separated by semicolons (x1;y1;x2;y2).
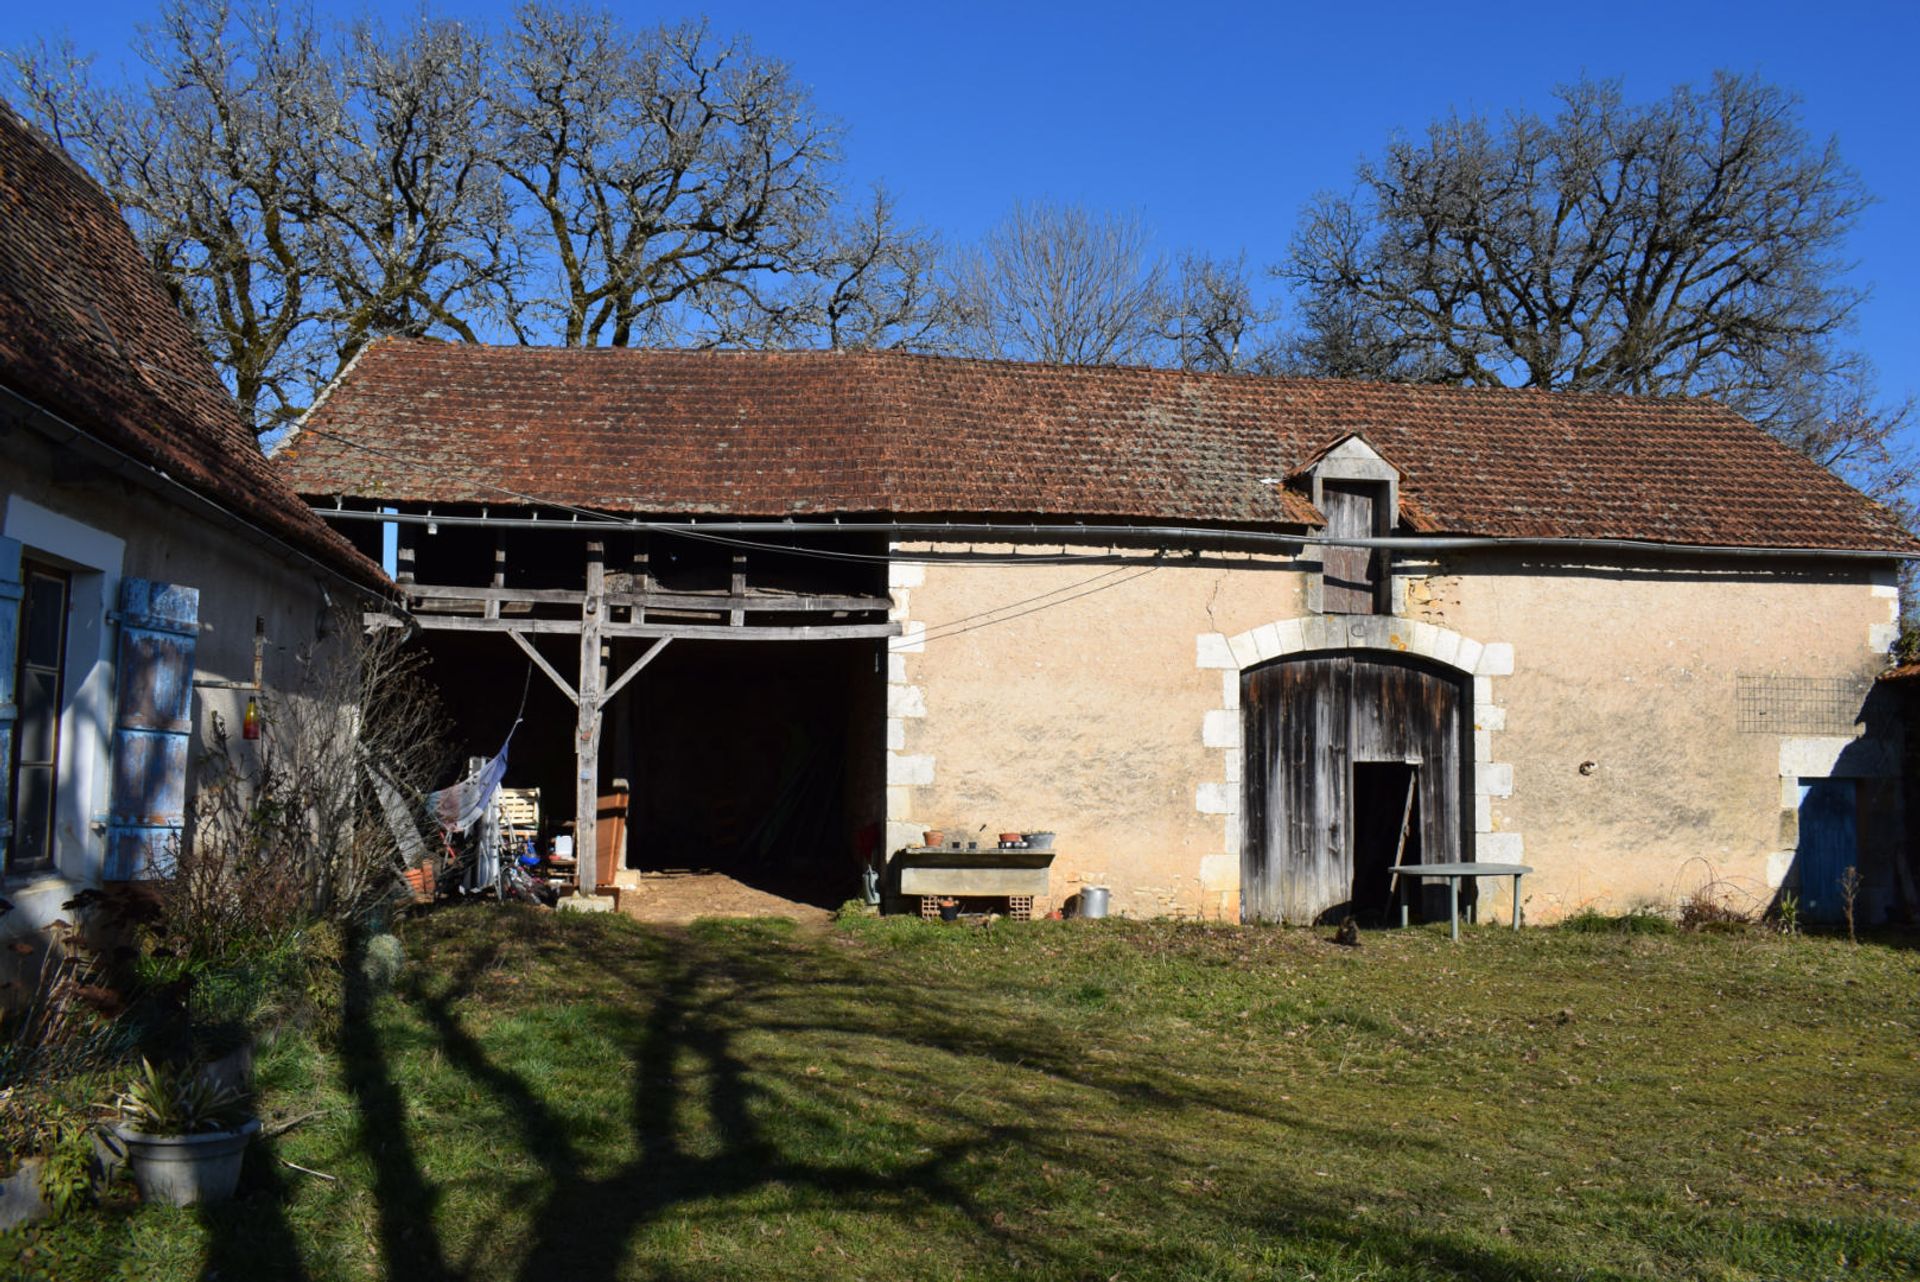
885;540;1897;922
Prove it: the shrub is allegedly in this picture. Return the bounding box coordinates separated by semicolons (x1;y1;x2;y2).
1559;908;1676;935
1678;882;1757;933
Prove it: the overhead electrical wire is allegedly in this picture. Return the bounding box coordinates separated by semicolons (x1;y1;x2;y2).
899;566;1164;649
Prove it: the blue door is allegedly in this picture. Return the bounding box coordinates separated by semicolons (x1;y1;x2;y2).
1795;778;1857;924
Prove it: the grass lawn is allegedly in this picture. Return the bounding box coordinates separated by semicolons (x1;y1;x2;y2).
9;907;1920;1280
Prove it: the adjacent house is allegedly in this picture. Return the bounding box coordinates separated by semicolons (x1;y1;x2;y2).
0;110;386;960
274;339;1917;926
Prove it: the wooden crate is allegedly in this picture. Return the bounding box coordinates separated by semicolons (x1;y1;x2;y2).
497;787;541;833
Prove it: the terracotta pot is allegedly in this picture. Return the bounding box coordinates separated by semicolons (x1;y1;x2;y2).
922;830;944;848
998;833;1023;845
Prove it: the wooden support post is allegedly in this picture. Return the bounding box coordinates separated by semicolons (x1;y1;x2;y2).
730;553;746;627
631;541;649;624
396;523;417;586
576;541;606;893
487;530;506;619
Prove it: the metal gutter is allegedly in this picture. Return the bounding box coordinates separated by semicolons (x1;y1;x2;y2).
306;505;1916;562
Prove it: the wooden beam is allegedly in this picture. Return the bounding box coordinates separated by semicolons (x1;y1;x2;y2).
384;613;900;642
404;582;890;613
506;629;577;704
730;553;747;627
601;637;670;707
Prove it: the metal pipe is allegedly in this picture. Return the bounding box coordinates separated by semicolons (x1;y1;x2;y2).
307;505;1914;561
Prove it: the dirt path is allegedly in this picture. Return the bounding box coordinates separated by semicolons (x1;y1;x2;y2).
614;870;833;926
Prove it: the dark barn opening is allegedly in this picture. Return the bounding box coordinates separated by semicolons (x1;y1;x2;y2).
1350;762;1418;924
621;639;882;907
362;511;892;909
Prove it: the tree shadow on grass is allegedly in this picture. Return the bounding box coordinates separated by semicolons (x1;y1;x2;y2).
337;932;463;1282
195;1141;307;1282
369;911;1566;1282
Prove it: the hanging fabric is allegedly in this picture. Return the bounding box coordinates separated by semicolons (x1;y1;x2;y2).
427;735;510;833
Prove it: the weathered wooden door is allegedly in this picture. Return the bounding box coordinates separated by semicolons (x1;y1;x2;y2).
1242;652;1468;923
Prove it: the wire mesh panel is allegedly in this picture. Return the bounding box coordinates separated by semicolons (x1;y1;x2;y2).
1735;675;1868;735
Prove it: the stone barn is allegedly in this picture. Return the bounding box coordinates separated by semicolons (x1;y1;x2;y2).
274;340;1916;926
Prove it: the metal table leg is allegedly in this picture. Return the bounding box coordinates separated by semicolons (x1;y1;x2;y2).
1398;874;1409;928
1511;874;1523;929
1448;876;1460;942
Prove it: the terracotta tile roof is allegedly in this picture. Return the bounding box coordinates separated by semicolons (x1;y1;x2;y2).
278;337;1916;555
0;111;384;589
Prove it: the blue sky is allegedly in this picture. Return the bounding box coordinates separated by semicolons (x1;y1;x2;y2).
14;0;1919;420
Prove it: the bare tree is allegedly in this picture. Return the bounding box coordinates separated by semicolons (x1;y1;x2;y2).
811;187;949;351
491;8;841;347
8;2;519;430
317;16;519;362
1284;73;1870;428
943;200;1170;366
11;2;338;430
1161;251;1277;373
706;186;948;351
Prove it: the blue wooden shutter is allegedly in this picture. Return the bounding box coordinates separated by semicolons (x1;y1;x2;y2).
106;578;199;879
0;537;22;867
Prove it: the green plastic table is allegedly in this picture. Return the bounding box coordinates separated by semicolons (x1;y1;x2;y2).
1391;861;1532;941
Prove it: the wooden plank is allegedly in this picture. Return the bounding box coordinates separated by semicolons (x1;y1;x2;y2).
1320;483;1378;614
506;629;577;704
405;583;891;613
730;554;747;627
600;637;670;706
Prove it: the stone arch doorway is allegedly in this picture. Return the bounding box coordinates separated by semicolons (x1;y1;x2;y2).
1241;650;1471;924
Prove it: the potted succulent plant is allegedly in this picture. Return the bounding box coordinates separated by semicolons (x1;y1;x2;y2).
109;1058;258;1206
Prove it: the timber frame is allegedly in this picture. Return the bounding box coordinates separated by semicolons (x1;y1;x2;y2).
366;534;898;892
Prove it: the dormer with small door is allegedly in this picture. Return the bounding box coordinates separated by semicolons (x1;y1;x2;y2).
1291;433;1401;616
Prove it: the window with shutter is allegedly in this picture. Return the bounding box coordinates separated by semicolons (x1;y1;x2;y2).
9;560;69;874
105;578;199;880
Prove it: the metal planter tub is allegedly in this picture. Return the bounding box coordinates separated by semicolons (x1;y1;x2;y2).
113;1117;260;1206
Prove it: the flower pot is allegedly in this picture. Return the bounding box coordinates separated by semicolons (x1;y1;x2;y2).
1023;832;1056;851
113;1117;260;1207
938;900;960;922
922;830;944;849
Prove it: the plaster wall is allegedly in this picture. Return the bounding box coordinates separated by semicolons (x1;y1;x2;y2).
2;431;354;940
887;545;1304;919
888;540;1897;923
1408;555;1898;921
